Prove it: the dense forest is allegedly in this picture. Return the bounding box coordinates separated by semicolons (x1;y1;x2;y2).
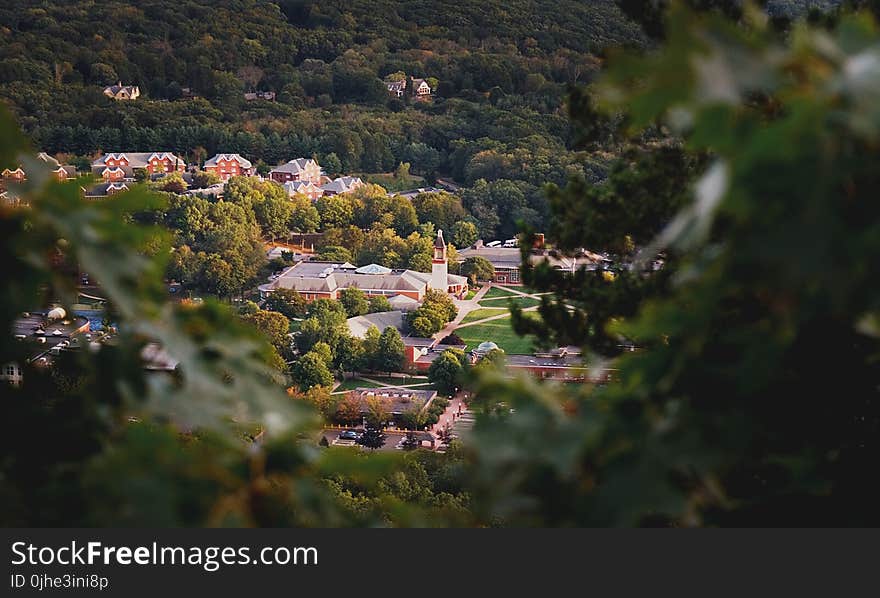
0;0;641;189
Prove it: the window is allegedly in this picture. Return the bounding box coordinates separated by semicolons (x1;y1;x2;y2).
510;269;520;283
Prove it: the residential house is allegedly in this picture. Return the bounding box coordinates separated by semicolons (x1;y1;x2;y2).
411;77;431;97
1;167;25;182
203;153;253;181
269;158;322;185
103;82;140;100
83;182;130;198
386;79;406;97
283;180;323;201
2;153;75;183
37;153;77;180
320;176;364;196
91;153;186;181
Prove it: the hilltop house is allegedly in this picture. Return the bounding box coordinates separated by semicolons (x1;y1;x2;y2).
203;153;253;181
269;158;322;185
283;180;324;201
91;153;186;181
103;82;140;100
320;176;364;196
411;77;431;97
386;79;406;97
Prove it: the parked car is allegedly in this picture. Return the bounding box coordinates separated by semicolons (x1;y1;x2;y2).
338;430;361;441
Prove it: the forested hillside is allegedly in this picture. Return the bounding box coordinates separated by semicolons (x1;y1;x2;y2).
0;0;642;187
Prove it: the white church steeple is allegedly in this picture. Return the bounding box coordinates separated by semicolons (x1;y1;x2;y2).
430;229;448;292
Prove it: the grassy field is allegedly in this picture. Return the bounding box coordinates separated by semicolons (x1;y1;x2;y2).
464;290;477;300
333;378;384;393
361;172;425;193
456;318;537;354
360;375;426;385
483;286;517;299
460;307;508;324
479;295;541;309
499;285;539;294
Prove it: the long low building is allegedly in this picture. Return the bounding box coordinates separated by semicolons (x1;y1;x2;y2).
347;387;437;419
457;243;603;285
259;231;468;302
259;261;467;302
91;152;186;181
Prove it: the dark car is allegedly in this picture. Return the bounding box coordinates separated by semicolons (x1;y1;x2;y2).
338;430;361;441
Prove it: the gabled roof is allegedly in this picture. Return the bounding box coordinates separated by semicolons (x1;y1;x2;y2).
270;158;318;174
355;263;392;275
84;182;129;197
36;152;60;167
346;311;405;339
204;153;253;169
283;180;321;195
104;84;140;96
387;80;406;91
92;152;185;169
320;176;363;194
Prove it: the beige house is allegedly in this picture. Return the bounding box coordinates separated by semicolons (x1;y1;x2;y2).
269;158;323;185
103;83;140;100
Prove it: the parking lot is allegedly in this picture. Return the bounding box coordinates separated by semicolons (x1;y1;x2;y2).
322;429;413;452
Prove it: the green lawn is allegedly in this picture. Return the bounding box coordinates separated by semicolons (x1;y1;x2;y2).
483;286;517;299
456;317;537;355
460;307;508;325
479;295;541;309
361;375;424;386
333;378;384;393
463;290;477;300
499;284;538;294
361;172;425;193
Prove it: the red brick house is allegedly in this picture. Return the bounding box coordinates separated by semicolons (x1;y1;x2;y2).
91;153;186;181
3;153;75;183
203;153;253;181
1;167;25;182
